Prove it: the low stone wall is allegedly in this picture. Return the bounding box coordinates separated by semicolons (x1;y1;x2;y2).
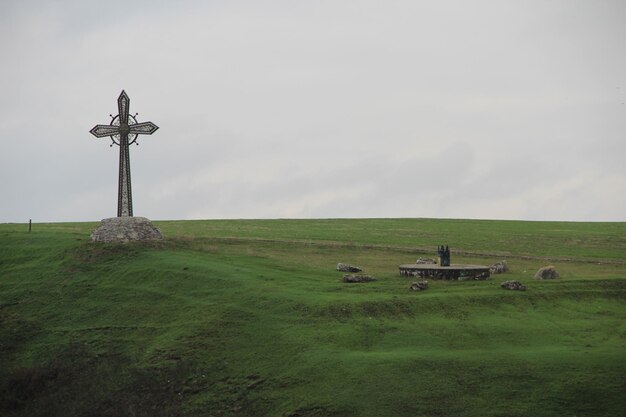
90;217;164;243
399;264;490;280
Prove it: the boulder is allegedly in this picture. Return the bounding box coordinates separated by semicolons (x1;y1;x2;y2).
408;281;428;291
343;274;376;283
489;260;509;274
416;258;436;264
336;263;362;272
534;265;559;280
91;217;164;243
500;280;526;291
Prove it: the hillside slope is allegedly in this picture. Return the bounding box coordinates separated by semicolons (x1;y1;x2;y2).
1;219;625;416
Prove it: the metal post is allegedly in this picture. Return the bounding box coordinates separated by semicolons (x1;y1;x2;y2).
29;219;32;232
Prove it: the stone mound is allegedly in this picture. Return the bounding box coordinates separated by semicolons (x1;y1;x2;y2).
91;217;164;243
534;265;559;280
408;281;428;291
501;280;526;291
337;263;362;272
342;274;376;283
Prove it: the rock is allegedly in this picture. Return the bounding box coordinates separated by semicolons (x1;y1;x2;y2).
416;258;436;264
534;265;559;280
489;260;509;274
342;274;376;283
501;280;527;291
408;281;428;291
90;217;164;243
336;263;362;272
474;271;491;280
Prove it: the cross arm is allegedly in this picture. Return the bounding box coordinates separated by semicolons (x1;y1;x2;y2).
90;124;120;138
129;121;159;135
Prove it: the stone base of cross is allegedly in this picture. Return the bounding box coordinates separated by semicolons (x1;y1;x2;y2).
91;216;163;243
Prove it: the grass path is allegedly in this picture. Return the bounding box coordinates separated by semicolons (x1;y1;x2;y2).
173;234;626;264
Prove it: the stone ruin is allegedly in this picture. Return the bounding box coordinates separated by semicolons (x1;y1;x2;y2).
534;265;559;280
342;274;377;283
500;280;527;291
337;263;362;272
408;281;429;291
489;260;509;274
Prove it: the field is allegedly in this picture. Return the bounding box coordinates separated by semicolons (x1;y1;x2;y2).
1;218;625;416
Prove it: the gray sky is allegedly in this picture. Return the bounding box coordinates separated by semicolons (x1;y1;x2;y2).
1;0;625;222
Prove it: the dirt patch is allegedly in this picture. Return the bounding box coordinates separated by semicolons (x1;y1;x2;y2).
0;344;190;417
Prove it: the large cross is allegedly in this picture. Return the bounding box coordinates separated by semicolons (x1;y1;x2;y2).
90;91;159;217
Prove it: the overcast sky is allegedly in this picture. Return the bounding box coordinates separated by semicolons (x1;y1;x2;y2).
1;0;625;223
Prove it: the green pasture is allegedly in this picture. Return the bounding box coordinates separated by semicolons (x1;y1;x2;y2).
1;219;624;416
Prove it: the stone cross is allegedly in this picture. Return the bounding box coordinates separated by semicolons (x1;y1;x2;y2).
90;91;159;217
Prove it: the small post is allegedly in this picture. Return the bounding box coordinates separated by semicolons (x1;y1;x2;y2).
29;219;32;233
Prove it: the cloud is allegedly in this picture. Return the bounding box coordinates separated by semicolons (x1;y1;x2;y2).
1;0;625;222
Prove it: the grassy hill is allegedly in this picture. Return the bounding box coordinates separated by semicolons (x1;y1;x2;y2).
1;218;625;416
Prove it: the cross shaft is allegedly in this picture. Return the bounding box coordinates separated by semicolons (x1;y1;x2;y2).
89;91;159;217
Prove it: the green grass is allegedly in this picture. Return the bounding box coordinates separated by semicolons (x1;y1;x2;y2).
1;218;625;416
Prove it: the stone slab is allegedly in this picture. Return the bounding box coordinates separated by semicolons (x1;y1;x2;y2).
91;216;164;243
